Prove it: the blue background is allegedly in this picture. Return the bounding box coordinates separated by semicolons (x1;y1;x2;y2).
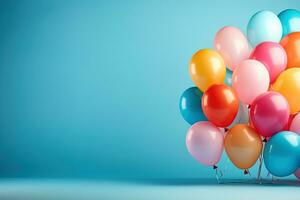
0;0;299;180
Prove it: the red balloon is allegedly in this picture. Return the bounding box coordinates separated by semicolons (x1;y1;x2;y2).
250;91;290;138
202;84;239;127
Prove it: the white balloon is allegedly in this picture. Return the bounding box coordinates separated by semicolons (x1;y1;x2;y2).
228;103;249;128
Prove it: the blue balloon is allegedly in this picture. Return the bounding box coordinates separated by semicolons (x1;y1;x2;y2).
224;69;232;86
247;10;282;47
278;9;300;38
264;131;300;177
179;87;206;125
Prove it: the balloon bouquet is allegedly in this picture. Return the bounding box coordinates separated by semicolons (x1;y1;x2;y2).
180;9;300;182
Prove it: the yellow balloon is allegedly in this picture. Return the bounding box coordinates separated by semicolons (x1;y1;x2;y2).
273;68;300;114
189;49;226;92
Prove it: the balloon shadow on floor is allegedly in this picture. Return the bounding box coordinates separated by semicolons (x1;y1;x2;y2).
111;178;300;187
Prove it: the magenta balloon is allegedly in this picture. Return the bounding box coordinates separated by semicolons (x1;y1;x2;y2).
250;91;290;138
186;121;223;166
250;42;287;83
214;26;250;71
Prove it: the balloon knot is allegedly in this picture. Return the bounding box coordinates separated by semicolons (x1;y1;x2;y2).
263;138;267;143
247;105;251;109
244;169;249;175
213;165;218;169
224;127;229;132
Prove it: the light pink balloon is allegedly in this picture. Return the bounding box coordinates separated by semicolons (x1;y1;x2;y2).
289;114;300;180
214;26;251;71
294;168;300;179
186;121;223;166
290;113;300;136
232;59;270;105
250;42;287;83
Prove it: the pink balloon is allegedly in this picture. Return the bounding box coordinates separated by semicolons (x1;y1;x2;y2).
250;91;290;138
290;113;300;136
250;42;287;83
294;168;300;179
285;104;300;179
232;59;270;105
214;26;250;71
186;121;223;166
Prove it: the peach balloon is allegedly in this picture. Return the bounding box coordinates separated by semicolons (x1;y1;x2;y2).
225;124;263;169
232;59;270;105
214;26;251;71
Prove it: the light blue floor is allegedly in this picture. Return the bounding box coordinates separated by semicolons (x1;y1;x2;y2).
0;179;299;200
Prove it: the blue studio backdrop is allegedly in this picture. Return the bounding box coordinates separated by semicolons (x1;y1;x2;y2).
0;0;299;179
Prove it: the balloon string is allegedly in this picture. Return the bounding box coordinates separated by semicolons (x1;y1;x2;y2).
257;141;265;183
215;168;220;184
271;175;277;184
245;169;251;177
214;165;221;184
257;156;263;182
218;168;224;178
248;169;252;177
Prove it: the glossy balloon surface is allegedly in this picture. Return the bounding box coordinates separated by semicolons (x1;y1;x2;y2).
250;92;290;138
280;32;300;68
247;10;282;47
278;9;300;37
264;131;300;177
250;42;287;83
190;49;226;92
272;68;300;114
179;87;206;125
290;113;300;135
283;114;295;131
225;124;262;169
186;121;224;166
287;124;299;180
214;26;250;71
232;59;270;105
202;84;239;127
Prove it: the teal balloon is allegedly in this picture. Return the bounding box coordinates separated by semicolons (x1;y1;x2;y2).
264;131;300;177
278;9;300;38
224;69;232;86
247;10;282;47
179;87;206;125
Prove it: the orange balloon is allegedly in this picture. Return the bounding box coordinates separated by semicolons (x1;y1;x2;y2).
280;32;300;68
224;124;262;169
